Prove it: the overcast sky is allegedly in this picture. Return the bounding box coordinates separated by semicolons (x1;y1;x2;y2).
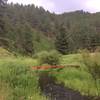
8;0;100;14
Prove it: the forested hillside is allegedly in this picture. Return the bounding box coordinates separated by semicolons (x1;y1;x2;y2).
1;1;100;55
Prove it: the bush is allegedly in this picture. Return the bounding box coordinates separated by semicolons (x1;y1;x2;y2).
33;51;49;59
37;51;61;65
82;50;100;79
82;50;100;96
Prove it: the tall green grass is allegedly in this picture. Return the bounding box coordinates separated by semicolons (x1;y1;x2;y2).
53;54;100;96
0;51;100;99
0;57;47;100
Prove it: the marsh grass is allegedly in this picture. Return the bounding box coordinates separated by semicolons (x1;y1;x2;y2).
53;54;100;96
0;57;47;100
0;52;100;99
82;51;100;96
0;81;13;100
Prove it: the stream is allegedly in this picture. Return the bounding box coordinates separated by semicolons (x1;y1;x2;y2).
39;73;93;100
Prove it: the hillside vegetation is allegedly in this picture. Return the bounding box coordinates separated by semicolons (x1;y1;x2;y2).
0;1;100;100
0;48;100;99
0;1;100;55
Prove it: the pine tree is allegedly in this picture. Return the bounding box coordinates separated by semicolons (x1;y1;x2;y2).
23;23;34;56
0;0;7;46
0;0;7;33
55;26;68;54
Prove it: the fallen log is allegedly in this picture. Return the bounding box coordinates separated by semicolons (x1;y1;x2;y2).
32;65;65;70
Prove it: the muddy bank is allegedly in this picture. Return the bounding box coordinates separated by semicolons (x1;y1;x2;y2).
39;73;94;100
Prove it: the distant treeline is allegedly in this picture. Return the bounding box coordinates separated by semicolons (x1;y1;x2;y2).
0;0;100;55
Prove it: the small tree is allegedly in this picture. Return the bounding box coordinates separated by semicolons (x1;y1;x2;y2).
55;26;68;54
38;51;60;65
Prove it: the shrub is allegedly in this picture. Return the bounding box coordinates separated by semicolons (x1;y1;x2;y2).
33;51;49;59
37;51;61;65
82;50;100;79
82;50;100;96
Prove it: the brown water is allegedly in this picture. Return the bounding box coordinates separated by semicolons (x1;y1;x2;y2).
39;73;97;100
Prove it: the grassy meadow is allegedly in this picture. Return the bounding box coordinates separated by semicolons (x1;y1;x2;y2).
0;48;100;100
54;54;100;96
0;49;46;100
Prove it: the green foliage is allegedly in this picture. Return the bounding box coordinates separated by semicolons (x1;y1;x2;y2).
0;52;100;99
37;51;60;65
0;57;47;100
55;26;69;54
12;23;35;56
82;50;100;79
81;50;100;96
33;32;54;53
1;3;100;55
53;53;100;96
0;0;8;43
55;69;100;96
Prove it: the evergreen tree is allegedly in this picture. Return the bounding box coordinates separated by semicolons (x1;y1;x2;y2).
55;26;68;54
0;0;7;46
0;3;100;55
22;23;34;56
14;22;34;55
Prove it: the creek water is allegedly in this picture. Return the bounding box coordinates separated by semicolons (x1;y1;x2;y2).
39;73;92;100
